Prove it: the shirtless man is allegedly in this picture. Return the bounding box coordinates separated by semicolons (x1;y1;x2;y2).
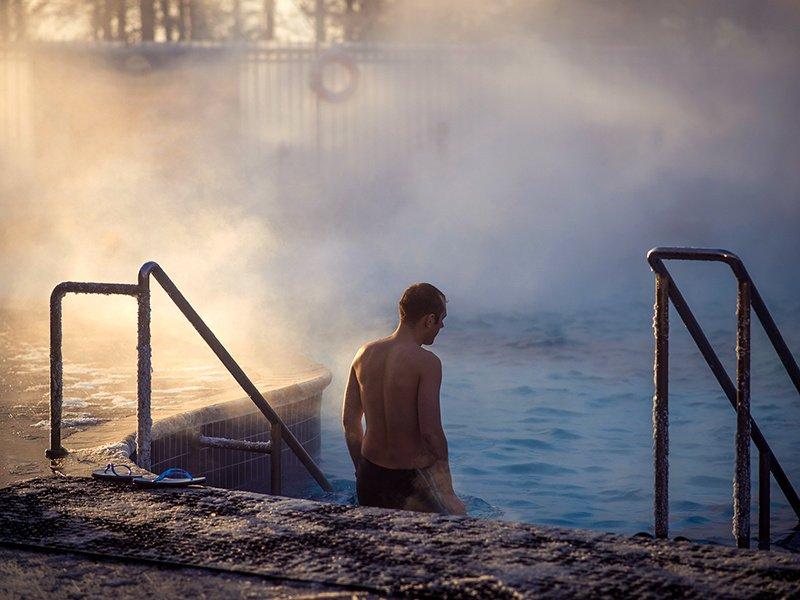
342;283;466;515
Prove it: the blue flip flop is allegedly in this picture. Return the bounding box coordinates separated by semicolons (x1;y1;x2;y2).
133;467;206;487
92;463;138;482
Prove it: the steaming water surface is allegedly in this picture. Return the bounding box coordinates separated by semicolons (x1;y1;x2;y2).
0;309;275;486
2;297;799;549
2;30;800;551
313;300;800;549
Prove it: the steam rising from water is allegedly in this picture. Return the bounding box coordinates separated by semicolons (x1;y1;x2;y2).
1;17;799;380
1;11;799;536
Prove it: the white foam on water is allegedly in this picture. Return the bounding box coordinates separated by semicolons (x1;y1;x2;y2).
14;364;48;373
15;348;48;362
156;386;205;395
23;384;49;392
31;413;108;428
155;374;228;383
109;396;135;408
63;364;102;375
69;381;99;390
62;397;89;408
62;416;107;427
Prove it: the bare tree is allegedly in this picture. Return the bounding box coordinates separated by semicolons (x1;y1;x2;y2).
89;0;99;39
177;0;187;39
161;0;173;40
263;0;274;40
343;0;354;40
230;0;239;39
12;0;24;40
0;0;8;42
189;0;208;40
314;0;324;42
140;0;154;40
117;0;127;41
102;0;114;39
295;0;392;42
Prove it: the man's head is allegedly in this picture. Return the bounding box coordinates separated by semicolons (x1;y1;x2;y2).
398;283;447;345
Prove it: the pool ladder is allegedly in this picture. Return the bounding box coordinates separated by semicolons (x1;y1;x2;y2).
648;247;800;550
45;261;333;495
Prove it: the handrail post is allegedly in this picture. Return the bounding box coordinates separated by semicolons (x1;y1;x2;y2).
46;287;69;459
759;450;771;550
271;423;283;495
653;271;670;539
137;277;152;471
734;279;751;549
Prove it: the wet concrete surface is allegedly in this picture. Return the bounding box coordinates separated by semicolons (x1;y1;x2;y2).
0;546;365;599
1;477;800;598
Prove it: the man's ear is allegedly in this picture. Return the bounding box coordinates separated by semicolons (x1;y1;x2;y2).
425;314;436;328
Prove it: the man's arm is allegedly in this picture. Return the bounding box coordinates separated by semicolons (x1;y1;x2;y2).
417;352;466;515
341;361;364;471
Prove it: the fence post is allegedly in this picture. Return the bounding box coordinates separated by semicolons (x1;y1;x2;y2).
270;422;283;495
734;279;752;549
759;450;771;550
46;287;68;459
653;271;670;539
137;278;152;471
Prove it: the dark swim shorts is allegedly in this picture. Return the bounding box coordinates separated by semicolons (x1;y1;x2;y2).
356;457;448;514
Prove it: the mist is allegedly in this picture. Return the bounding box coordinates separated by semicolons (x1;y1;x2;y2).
1;4;799;391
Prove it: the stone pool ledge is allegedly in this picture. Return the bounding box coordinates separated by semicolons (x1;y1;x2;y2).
2;477;800;598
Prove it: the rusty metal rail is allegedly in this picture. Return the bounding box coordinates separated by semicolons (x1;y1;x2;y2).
46;262;332;495
647;247;800;550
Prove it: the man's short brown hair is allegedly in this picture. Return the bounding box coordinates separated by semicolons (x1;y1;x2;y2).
399;283;447;324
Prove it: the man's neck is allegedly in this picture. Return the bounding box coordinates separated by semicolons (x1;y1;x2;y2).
392;322;423;346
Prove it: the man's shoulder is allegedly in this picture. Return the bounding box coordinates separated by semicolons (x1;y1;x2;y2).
352;337;388;366
354;339;440;371
355;337;386;356
415;347;441;371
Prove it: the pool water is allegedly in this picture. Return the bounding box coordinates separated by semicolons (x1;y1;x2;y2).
311;298;800;548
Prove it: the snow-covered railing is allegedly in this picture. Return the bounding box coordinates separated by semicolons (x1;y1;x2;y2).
647;247;800;550
47;262;332;495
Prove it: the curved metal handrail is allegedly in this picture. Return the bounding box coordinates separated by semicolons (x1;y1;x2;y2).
137;261;332;492
647;246;800;550
47;282;140;460
47;263;332;494
649;247;800;396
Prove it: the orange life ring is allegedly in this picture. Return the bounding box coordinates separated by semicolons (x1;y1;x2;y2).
309;48;360;103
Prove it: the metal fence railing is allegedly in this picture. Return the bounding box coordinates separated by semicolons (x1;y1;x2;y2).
238;43;474;169
1;42;486;176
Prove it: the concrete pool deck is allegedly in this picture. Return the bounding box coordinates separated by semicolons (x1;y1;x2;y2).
2;477;800;598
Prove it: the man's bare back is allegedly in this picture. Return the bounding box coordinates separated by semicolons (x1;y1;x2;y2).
342;283;465;515
353;337;439;469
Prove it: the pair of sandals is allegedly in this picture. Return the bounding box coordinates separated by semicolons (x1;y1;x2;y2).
92;463;206;487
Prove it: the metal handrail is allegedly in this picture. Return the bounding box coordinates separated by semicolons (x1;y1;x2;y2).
647;246;800;550
47;262;333;494
48;282;140;460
